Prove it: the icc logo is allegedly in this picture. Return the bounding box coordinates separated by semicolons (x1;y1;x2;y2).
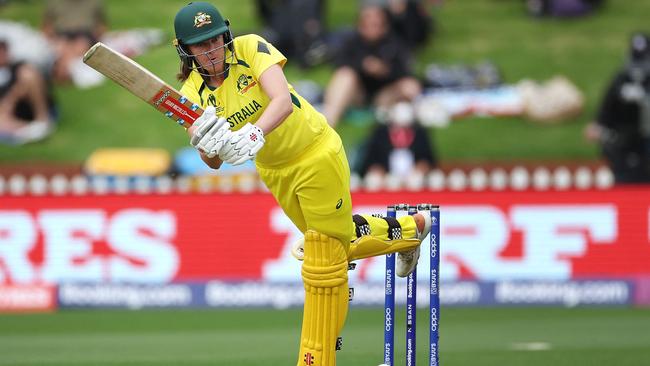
207;94;217;107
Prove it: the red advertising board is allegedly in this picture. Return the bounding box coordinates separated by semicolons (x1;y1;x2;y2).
1;188;649;285
0;285;56;312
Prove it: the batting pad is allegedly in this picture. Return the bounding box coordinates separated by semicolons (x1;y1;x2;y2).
298;230;350;366
348;236;421;261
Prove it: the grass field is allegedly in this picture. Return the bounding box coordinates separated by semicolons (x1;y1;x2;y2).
1;0;649;164
1;307;649;365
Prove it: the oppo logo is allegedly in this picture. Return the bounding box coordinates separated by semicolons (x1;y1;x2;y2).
385;308;393;331
430;307;438;332
430;234;438;258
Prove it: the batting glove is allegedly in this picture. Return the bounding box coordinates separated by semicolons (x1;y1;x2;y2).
190;106;232;158
219;123;265;165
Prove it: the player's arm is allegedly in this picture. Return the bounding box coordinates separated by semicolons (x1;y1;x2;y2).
215;64;291;166
253;64;293;135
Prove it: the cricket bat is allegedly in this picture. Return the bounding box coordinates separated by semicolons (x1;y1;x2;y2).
83;42;201;128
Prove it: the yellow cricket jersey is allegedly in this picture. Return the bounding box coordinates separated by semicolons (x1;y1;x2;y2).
180;34;329;168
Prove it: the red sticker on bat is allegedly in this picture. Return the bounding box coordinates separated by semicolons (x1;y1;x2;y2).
152;90;200;123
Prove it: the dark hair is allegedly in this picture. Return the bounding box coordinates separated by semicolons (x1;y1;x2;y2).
176;51;193;81
176;52;212;82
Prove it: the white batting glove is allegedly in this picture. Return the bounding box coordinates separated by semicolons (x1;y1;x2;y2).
190;106;219;142
219;123;265;165
190;106;232;158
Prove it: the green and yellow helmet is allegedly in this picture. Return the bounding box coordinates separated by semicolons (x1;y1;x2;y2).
173;2;234;78
174;1;229;46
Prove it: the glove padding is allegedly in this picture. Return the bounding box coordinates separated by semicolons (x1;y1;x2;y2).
219;123;265;165
190;106;232;158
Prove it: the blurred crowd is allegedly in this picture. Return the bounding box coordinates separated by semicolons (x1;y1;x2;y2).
259;0;649;185
1;0;161;145
2;0;649;186
256;0;438;181
0;0;106;144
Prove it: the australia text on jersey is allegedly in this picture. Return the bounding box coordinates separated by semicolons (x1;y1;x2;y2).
226;100;263;127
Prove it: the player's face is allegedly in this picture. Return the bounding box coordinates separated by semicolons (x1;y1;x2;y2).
188;35;227;75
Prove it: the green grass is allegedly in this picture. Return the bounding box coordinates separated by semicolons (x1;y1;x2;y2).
1;0;649;164
1;307;649;365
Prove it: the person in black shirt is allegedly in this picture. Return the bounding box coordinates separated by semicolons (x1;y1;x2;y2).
386;0;434;49
322;3;421;127
358;101;436;177
584;33;650;183
255;0;328;68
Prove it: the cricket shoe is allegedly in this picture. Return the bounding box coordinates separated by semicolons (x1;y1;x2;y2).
395;211;431;278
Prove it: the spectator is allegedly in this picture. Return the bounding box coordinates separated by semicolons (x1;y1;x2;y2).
256;0;329;68
526;0;604;18
584;32;650;183
357;101;437;177
322;3;422;127
41;0;107;84
385;0;435;48
0;39;56;144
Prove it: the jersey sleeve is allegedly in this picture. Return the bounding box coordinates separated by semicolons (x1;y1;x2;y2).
238;34;287;80
179;73;203;108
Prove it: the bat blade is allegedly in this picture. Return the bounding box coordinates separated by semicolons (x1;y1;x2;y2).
83;42;202;128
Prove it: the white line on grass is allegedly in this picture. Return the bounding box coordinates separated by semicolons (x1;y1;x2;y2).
509;342;552;351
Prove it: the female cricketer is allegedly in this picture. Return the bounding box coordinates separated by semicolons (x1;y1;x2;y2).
172;2;431;365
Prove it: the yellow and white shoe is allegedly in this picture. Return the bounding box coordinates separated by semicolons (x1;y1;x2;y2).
395;211;431;277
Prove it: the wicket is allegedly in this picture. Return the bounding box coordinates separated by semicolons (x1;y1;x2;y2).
383;204;440;366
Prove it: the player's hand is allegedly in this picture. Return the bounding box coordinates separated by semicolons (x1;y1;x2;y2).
189;106;232;158
189;106;218;140
219;123;265;165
